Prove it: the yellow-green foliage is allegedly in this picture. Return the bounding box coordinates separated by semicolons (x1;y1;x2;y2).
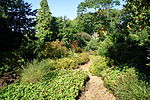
20;59;55;84
54;53;90;69
0;70;88;100
103;67;122;90
72;53;90;65
20;53;89;84
96;37;113;56
55;58;78;69
42;40;68;59
103;67;150;100
89;56;109;76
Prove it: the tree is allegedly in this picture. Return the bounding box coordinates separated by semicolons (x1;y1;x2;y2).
0;0;37;75
77;0;120;35
123;0;150;67
35;0;52;45
58;17;77;43
106;0;150;68
0;0;36;51
77;0;120;15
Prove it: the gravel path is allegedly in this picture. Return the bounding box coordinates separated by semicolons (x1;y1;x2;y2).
78;60;116;100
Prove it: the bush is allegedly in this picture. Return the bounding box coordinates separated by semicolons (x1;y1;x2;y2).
42;40;68;59
55;58;78;69
85;39;98;51
0;70;88;100
72;53;90;65
76;32;92;42
103;67;122;90
103;67;150;100
54;53;90;69
96;37;113;57
0;51;25;76
20;59;55;84
89;56;109;76
75;32;92;47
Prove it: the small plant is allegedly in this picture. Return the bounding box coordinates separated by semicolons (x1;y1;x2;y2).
20;59;55;84
0;70;88;100
42;40;68;59
55;58;78;69
103;67;150;100
72;53;90;65
89;56;109;76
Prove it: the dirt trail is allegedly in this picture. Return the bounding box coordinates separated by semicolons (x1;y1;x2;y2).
78;60;116;100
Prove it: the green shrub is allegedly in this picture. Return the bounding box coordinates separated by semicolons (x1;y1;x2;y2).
72;53;90;65
96;37;113;57
89;56;109;76
55;58;78;69
85;39;98;51
20;59;55;84
75;32;92;47
76;32;92;42
54;53;89;69
0;51;25;76
103;67;122;90
0;70;88;100
42;40;68;59
114;68;150;100
103;67;150;100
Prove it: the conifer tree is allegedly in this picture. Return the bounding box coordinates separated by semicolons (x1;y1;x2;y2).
35;0;52;44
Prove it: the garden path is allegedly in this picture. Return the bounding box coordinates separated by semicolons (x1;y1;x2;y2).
78;59;116;100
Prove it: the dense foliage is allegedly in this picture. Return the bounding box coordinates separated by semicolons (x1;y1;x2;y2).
0;0;36;75
90;56;150;100
0;70;88;100
89;56;109;76
42;40;68;59
0;0;150;99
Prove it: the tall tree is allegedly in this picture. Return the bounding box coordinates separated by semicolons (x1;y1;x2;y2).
0;0;36;51
0;0;37;75
77;0;120;34
107;0;150;67
35;0;52;45
123;0;150;67
77;0;120;15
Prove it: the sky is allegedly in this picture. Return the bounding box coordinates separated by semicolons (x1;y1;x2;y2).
25;0;126;20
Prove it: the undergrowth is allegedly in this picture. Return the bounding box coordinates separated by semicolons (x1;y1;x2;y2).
20;53;89;84
0;70;88;100
89;56;150;100
20;59;55;84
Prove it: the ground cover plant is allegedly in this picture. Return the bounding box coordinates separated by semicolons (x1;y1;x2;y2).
71;53;90;65
0;70;88;100
0;0;149;99
103;67;150;100
89;56;109;76
89;56;150;100
20;59;55;84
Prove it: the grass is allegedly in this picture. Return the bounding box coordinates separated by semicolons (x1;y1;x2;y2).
0;53;89;100
89;56;108;76
0;69;88;100
20;59;55;84
20;53;89;84
110;68;150;100
89;55;150;100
